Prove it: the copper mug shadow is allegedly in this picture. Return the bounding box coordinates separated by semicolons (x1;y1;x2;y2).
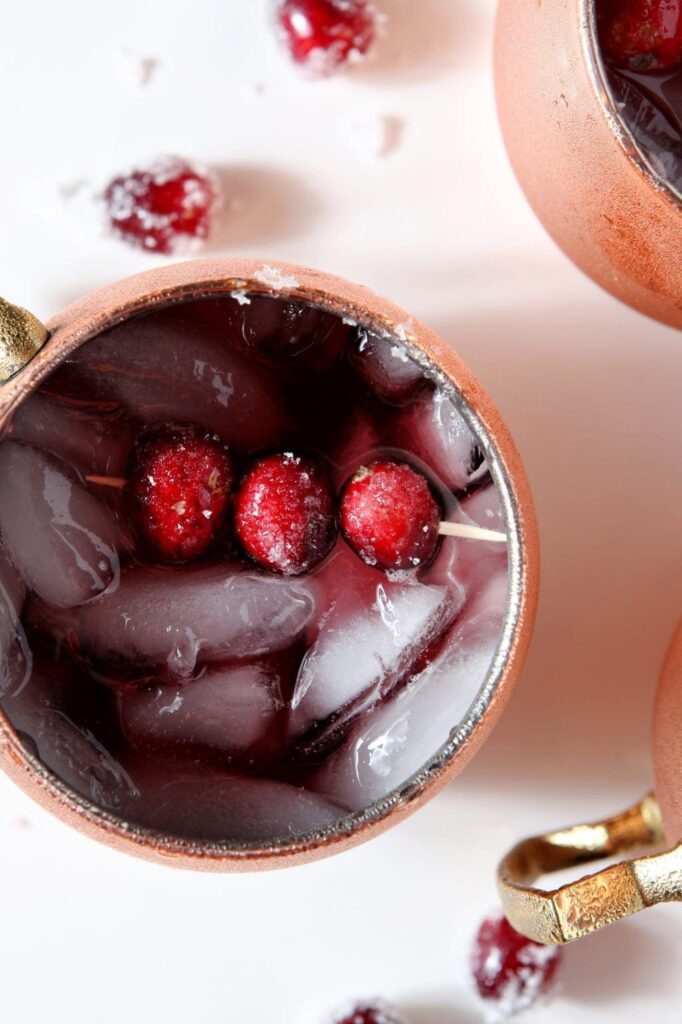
0;259;538;871
498;620;682;944
494;0;682;328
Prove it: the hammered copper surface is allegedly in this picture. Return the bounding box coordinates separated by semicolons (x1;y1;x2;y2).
497;792;682;943
0;298;48;381
495;0;682;328
0;259;539;871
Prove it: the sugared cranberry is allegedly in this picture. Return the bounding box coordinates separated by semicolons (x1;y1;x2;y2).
234;452;336;575
597;0;682;72
127;425;235;563
276;0;378;76
104;156;219;254
471;911;563;1015
340;459;441;571
333;1002;404;1024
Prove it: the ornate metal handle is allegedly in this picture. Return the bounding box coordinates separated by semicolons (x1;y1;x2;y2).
0;298;48;382
497;793;682;944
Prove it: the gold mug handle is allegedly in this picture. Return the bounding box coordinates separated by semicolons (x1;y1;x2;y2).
497;793;682;944
0;298;48;382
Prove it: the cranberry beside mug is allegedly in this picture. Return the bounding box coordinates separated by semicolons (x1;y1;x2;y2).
0;258;538;871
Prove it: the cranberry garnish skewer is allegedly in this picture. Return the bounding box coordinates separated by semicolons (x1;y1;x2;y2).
234;451;337;576
88;425;236;564
340;459;506;573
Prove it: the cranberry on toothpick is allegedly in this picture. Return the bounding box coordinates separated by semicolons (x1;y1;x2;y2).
126;425;236;564
104;155;219;254
471;911;563;1016
235;452;337;575
275;0;379;76
340;460;441;571
340;459;507;573
597;0;682;72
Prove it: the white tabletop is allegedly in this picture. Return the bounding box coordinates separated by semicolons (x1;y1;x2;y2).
1;1;681;1021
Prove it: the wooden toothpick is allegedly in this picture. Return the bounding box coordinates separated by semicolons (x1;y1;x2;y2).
85;474;127;490
438;521;507;544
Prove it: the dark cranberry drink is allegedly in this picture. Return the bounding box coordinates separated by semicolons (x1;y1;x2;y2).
597;0;682;195
0;292;508;844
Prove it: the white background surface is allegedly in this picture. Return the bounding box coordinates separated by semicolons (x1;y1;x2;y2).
1;1;681;1020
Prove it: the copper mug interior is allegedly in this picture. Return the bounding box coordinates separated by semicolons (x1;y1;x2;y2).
494;0;682;328
0;259;538;871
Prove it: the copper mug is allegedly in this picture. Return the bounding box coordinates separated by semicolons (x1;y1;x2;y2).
0;259;538;870
495;0;682;328
498;621;682;944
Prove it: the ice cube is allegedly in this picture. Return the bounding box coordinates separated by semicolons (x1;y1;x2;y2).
348;327;426;406
609;70;682;195
459;485;505;535
438;485;508;599
0;547;31;697
222;294;350;374
1;670;138;814
123;758;347;841
0;442;120;608
33;563;319;676
10;391;135;479
289;579;463;741
48;306;292;455
314;610;503;811
391;389;483;492
117;660;283;754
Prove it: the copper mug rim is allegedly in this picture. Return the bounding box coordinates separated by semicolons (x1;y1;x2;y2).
0;258;539;871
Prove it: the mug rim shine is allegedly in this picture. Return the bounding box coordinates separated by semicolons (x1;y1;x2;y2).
0;258;539;871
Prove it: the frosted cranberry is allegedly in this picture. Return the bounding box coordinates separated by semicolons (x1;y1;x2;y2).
234;452;336;575
127;425;235;563
104;156;219;254
340;460;441;571
597;0;682;72
334;1003;404;1024
276;0;378;75
471;912;562;1015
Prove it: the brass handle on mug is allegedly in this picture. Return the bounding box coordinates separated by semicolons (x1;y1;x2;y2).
497;793;682;945
0;298;48;382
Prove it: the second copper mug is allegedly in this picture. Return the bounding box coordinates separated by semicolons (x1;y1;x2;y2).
495;0;682;328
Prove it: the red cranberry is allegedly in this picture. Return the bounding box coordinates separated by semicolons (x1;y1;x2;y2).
127;425;235;563
104;156;219;254
471;911;563;1015
234;452;336;575
597;0;682;72
340;460;441;572
276;0;378;75
333;1003;404;1024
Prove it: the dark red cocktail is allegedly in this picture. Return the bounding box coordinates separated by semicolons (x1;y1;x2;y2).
0;292;508;843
